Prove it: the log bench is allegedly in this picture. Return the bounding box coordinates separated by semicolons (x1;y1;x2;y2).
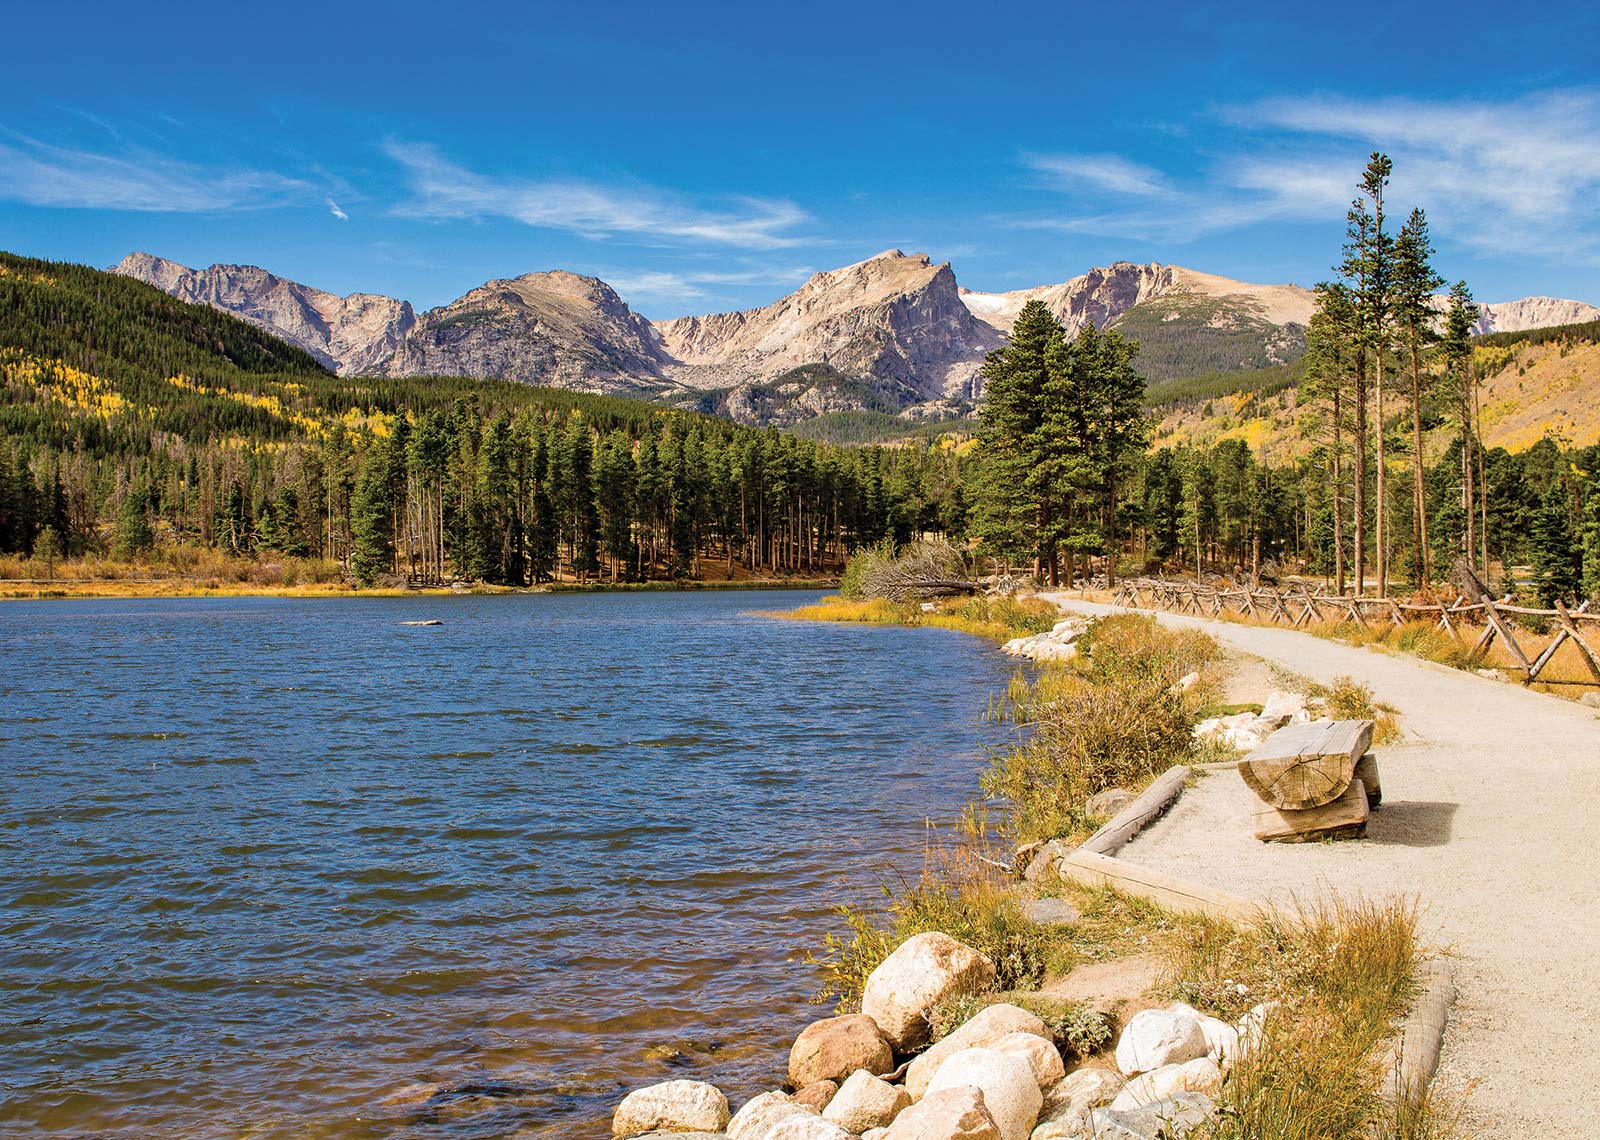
1238;719;1378;842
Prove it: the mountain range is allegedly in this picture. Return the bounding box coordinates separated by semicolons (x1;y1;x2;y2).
113;250;1600;426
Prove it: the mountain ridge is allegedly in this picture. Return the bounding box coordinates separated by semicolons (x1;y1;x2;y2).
112;250;1600;423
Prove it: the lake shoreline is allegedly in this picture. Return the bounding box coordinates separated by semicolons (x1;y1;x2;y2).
0;575;839;602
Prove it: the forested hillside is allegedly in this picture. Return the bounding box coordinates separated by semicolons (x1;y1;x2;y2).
0;253;964;585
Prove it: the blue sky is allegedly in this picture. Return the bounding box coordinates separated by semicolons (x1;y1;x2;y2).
3;1;1598;318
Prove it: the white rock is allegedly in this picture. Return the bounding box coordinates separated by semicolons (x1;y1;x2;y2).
1175;671;1201;693
1191;718;1221;740
1109;1057;1223;1110
1114;1008;1208;1076
766;1114;854;1140
1197;1017;1239;1067
1260;690;1307;722
862;932;997;1052
1087;1091;1215;1139
884;1085;1002;1140
989;1032;1065;1089
864;1129;889;1140
1236;1001;1281;1057
823;1070;912;1134
1032;1068;1126;1139
613;1079;731;1138
728;1091;816;1140
906;1003;1049;1099
925;1048;1043;1140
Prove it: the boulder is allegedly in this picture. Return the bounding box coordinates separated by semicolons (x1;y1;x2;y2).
1196;1017;1238;1067
1086;788;1136;818
1031;1068;1126;1139
823;1070;912;1133
1023;840;1071;882
1109;1058;1223;1110
906;1003;1050;1099
884;1085;1003;1140
766;1115;853;1140
862;933;997;1052
1260;690;1307;724
1581;691;1600;709
1050;619;1088;641
1086;1092;1214;1139
728;1091;815;1140
1235;1001;1281;1057
1114;1009;1208;1076
989;1032;1065;1089
791;1014;894;1088
614;1080;731;1138
793;1081;839;1112
864;1130;889;1140
1022;897;1081;927
925;1049;1043;1140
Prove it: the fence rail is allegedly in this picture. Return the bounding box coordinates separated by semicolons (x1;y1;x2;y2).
1111;577;1600;687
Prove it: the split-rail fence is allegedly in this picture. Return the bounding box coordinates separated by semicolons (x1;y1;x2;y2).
1111;577;1600;688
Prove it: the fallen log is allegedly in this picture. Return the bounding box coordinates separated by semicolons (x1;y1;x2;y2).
1237;719;1372;810
1253;778;1370;843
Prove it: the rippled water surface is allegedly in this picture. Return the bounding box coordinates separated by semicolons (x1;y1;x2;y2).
0;591;1017;1139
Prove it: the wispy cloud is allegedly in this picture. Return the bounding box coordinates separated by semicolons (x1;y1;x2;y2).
1019;89;1600;264
327;197;349;221
1025;152;1173;197
0;131;314;212
386;140;811;250
602;264;815;306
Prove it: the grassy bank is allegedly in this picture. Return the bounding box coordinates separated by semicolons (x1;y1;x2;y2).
0;548;839;600
804;608;1456;1138
770;592;1060;641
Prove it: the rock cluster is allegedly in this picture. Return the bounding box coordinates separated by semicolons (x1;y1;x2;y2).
1001;619;1087;664
1193;689;1325;752
612;934;1266;1140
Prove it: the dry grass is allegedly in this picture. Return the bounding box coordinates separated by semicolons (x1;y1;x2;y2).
1161;893;1453;1140
979;615;1223;843
769;592;1059;642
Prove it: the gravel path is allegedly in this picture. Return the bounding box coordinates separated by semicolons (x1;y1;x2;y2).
1047;597;1600;1139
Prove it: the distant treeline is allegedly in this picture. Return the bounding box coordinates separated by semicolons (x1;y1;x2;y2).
0;253;962;584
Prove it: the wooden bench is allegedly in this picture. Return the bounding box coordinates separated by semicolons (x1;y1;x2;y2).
1238;719;1378;842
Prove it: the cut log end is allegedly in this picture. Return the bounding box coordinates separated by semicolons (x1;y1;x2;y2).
1238;720;1373;810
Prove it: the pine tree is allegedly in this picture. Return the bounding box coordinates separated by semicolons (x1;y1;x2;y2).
112;479;155;560
350;437;396;587
973;300;1061;577
1393;207;1445;586
1530;481;1579;606
1441;282;1482;572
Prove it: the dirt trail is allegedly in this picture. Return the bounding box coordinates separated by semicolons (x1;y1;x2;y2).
1045;596;1600;1139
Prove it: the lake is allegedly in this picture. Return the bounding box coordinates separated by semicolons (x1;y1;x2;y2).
0;591;1018;1139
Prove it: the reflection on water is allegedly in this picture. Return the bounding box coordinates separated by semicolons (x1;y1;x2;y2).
0;591;1015;1138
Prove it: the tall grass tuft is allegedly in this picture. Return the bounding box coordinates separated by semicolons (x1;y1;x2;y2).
1163;894;1427;1140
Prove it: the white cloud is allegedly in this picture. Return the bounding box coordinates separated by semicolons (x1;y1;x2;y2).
327;197;349;220
385;140;811;250
1025;152;1172;197
1019;89;1600;264
602;264;814;306
0;132;314;212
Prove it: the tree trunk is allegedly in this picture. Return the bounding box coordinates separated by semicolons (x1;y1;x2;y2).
1375;350;1388;597
1410;340;1429;586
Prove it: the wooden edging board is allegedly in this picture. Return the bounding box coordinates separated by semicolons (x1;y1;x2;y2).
1388;959;1456;1111
1080;765;1192;856
1056;848;1268;926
